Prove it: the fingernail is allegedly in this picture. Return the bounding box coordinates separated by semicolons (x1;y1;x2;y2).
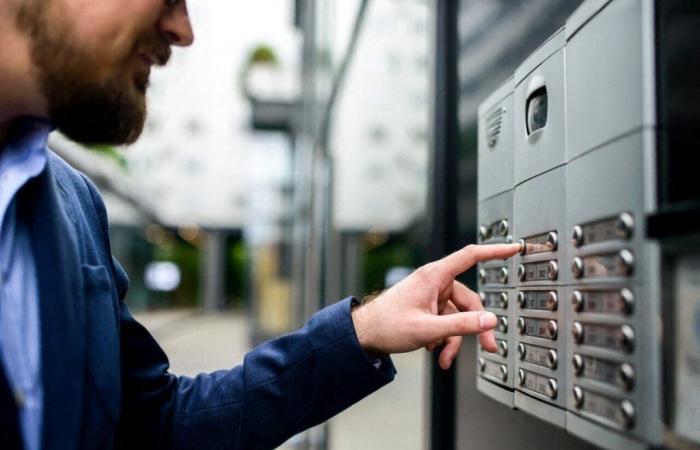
479;312;497;330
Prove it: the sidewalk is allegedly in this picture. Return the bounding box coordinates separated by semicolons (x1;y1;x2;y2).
135;308;426;450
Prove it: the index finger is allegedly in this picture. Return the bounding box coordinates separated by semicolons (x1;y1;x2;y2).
441;243;521;278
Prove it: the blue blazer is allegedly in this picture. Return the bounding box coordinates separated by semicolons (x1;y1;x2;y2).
0;152;395;450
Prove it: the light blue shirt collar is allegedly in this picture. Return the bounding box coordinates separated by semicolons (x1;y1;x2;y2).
0;118;52;233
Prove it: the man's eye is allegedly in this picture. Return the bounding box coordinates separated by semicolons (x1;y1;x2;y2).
166;0;179;6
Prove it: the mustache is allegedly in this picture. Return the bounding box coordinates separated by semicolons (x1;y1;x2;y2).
135;32;172;66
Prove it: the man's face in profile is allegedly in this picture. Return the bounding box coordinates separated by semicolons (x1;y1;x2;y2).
15;0;181;145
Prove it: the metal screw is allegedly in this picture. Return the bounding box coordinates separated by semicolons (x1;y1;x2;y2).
498;219;509;236
498;292;508;309
546;291;558;311
572;322;584;343
479;225;489;242
572;225;583;247
620;288;634;315
619;250;635;277
499;365;508;382
546;379;558;399
616;212;634;239
572;354;584;375
498;267;509;284
498;341;508;358
619;400;636;429
546;320;558;340
572;290;584;312
617;363;635;391
498;316;508;333
573;386;584;408
547;261;559;281
618;325;635;353
546;349;558;370
572;257;584;279
547;231;559;252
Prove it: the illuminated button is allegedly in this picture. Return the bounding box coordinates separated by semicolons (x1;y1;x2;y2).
517;264;526;282
517;343;526;360
498;219;509;236
498;267;509;284
572;257;584;279
498;292;508;309
479;225;489;242
620;288;634;315
572;225;584;247
573;386;584;408
547;261;558;281
572;321;584;343
517;317;526;334
547;232;559;252
517;291;526;308
616;212;634;239
618;325;635;353
499;365;508;382
572;353;584;375
517;369;526;387
619;250;634;276
619;400;636;429
572;290;584;312
478;357;485;372
545;320;558;340
498;341;508;357
546;349;558;370
479;292;486;306
617;363;635;391
497;316;508;333
546;378;558;399
517;239;526;255
546;291;558;311
478;269;486;285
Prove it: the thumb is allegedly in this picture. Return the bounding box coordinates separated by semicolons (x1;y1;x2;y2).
421;311;497;343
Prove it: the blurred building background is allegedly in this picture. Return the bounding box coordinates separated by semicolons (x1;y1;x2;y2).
45;1;622;449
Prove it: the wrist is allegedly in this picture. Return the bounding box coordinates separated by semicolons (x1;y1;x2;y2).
351;299;386;358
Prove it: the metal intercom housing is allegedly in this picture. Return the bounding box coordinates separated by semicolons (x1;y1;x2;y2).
475;1;700;449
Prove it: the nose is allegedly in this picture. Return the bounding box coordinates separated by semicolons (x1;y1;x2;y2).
159;1;194;47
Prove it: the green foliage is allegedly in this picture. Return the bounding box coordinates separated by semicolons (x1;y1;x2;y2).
226;239;250;308
362;240;414;294
153;238;200;308
88;144;128;169
248;44;279;66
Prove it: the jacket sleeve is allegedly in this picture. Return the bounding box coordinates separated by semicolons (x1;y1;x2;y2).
115;275;396;450
77;169;396;449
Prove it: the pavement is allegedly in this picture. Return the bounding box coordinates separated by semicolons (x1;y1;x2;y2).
135;308;426;450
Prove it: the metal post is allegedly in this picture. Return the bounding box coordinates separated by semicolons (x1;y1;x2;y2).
427;1;460;449
202;230;226;311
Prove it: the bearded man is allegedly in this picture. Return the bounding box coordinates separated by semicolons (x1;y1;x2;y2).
0;1;519;449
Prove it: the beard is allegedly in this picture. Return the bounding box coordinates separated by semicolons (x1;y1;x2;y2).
15;2;171;145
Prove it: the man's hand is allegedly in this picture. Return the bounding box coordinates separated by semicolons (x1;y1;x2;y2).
351;243;521;370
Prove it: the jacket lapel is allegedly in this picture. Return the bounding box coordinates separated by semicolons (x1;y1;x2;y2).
23;163;86;450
